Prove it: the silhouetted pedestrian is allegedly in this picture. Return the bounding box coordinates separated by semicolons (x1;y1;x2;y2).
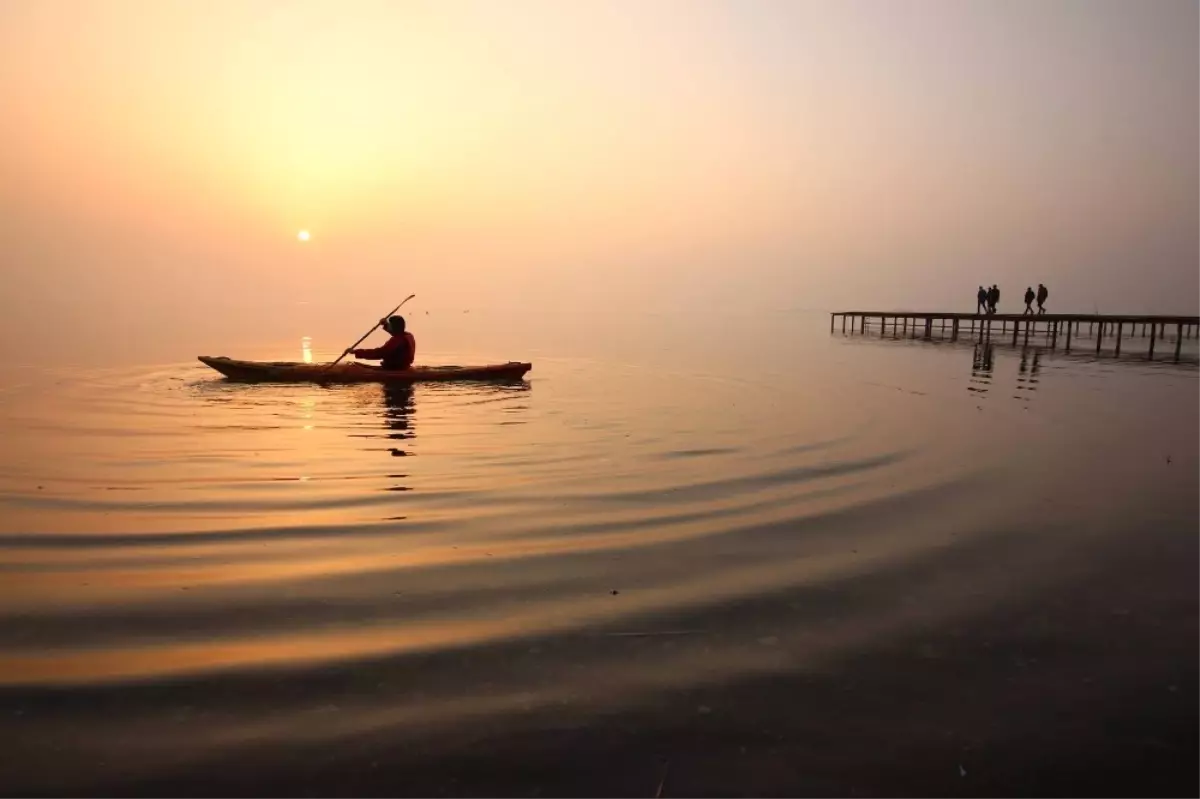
987;285;1000;314
1023;287;1035;315
1036;283;1048;314
976;286;988;315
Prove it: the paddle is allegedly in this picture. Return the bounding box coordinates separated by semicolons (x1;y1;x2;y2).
324;294;416;372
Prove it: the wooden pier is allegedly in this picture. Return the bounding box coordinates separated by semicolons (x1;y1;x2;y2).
830;312;1200;362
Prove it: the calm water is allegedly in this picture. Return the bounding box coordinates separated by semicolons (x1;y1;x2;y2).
1;310;1196;795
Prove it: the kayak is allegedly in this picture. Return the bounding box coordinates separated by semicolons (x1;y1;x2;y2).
198;356;532;384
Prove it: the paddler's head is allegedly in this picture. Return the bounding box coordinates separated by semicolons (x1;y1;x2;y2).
384;315;406;335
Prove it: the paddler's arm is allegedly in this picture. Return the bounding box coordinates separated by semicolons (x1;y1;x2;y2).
344;319;396;360
351;335;405;361
347;346;384;360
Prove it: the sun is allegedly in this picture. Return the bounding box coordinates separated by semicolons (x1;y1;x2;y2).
297;230;310;242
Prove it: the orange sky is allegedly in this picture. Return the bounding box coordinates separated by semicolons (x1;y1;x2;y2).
1;0;1196;362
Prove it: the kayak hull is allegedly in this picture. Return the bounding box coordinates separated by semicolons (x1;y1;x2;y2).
198;356;532;384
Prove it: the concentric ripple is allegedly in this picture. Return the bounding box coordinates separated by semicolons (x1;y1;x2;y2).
1;338;1194;794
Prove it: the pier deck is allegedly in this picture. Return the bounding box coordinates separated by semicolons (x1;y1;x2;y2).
830;311;1199;361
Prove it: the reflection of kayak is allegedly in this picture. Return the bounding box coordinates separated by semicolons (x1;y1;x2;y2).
198;356;532;384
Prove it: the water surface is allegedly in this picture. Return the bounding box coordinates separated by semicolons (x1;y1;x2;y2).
1;311;1195;796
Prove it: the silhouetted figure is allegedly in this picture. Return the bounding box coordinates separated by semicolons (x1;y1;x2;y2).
1036;283;1048;314
976;286;988;314
1023;287;1035;315
987;285;1000;314
349;315;416;370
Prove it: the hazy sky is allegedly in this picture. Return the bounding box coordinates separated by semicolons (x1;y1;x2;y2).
1;0;1196;360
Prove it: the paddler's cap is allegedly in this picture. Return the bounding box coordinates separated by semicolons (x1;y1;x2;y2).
385;315;406;334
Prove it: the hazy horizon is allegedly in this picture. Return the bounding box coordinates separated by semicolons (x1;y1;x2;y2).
2;0;1197;363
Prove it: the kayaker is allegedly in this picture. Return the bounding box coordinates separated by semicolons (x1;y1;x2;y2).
348;315;416;370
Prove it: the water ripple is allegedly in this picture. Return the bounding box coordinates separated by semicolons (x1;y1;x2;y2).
0;352;1032;793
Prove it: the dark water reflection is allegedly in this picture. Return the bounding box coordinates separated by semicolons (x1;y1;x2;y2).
1015;348;1041;404
382;384;415;455
968;342;994;400
0;322;1195;796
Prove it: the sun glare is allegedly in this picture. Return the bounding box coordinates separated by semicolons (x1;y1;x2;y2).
297;230;310;242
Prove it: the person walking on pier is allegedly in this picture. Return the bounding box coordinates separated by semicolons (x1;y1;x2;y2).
976;286;988;315
1036;283;1048;314
987;284;1000;314
1023;286;1035;315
